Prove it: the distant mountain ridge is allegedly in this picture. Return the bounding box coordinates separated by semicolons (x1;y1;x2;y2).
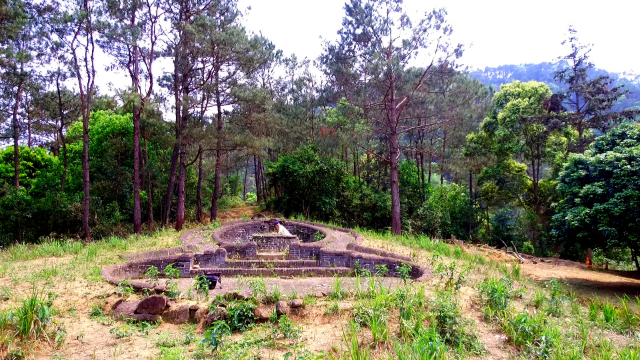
469;61;640;112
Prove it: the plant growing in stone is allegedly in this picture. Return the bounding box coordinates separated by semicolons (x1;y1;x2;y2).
396;263;412;284
117;280;134;298
164;264;180;279
145;266;159;284
374;264;388;277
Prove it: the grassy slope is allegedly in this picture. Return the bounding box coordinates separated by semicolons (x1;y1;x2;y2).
0;224;638;359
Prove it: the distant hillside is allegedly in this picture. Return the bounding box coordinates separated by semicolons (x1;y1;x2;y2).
469;62;640;112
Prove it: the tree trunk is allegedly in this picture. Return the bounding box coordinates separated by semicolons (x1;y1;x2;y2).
632;249;640;272
210;88;223;220
145;137;153;227
440;131;447;186
162;142;180;227
420;152;425;202
175;148;186;231
388;72;401;235
12;78;24;189
82;106;91;240
133;105;142;234
196;149;204;223
255;156;262;203
243;157;249;201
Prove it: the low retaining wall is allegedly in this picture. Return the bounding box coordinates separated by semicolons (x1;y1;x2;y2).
252;234;296;253
101;220;432;289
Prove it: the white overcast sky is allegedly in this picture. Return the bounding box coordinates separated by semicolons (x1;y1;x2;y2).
236;0;639;74
96;0;639;94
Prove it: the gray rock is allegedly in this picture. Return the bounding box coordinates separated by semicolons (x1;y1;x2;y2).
254;304;272;320
135;295;168;315
162;304;190;324
288;299;303;308
275;301;290;316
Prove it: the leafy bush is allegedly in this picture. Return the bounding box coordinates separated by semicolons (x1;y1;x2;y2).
522;241;535;255
478;277;515;318
431;291;483;354
225;300;256;332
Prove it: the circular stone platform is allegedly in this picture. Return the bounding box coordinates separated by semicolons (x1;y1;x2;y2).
102;219;432;292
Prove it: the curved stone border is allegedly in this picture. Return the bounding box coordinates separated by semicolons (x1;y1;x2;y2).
102;220;432;291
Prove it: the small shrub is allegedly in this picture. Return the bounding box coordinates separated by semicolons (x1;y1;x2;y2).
117;280;134;298
302;294;316;307
431;291;483;354
265;285;282;304
374;264;388;277
226;300;256;332
275;315;301;339
589;300;601;322
522;242;535;255
324;301;340;316
109;324;134;339
202;321;231;351
396;263;412;284
13;287;56;339
145;266;160;283
602;301;618;324
329;276;348;300
164;264;181;279
478;277;514;318
532;290;545;309
194;275;211;297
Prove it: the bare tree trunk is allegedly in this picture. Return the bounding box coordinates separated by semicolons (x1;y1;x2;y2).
12;78;24;189
210;90;223;220
243;157;249;201
57;76;68;192
162;142;180;227
420;152;425;202
132;44;142;234
82;107;91;239
255;156;262;203
389;72;401;235
440;131;447;186
175;148;186;230
145;137;153;228
196;149;204;223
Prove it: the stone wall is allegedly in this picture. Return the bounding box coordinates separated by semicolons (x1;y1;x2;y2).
194;248;227;268
251;234;295;253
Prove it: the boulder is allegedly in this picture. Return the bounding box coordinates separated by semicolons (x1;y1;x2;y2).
288;299;303;308
113;300;161;322
275;301;290;316
203;307;227;329
254;304;272;320
162;304;190;324
135;296;168;315
194;306;209;323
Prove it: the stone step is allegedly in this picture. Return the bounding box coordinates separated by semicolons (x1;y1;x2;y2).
224;260;319;268
191;267;352;277
256;253;288;260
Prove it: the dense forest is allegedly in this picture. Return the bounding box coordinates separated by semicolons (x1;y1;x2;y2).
1;0;639;266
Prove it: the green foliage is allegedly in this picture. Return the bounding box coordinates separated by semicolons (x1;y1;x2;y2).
267;145;347;220
225;300;256;332
116;280;134;298
396;263;412;284
164;264;180;279
194;275;211;296
410;182;476;240
552;123;640;267
274;315;301;339
329;276;348;300
478;277;515;318
202;321;231;351
522;241;535;255
431;291;483;354
13;286;56;339
145;266;159;283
